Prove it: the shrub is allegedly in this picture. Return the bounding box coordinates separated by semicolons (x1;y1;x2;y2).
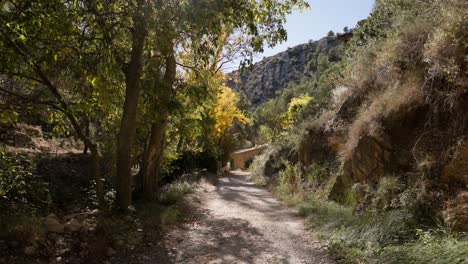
0;147;51;213
275;162;304;205
157;181;193;205
371;176;401;211
304;163;330;189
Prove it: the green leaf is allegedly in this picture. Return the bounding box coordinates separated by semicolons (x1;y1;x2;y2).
18;34;27;42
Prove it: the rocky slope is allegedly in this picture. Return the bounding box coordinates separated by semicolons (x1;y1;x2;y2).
228;34;350;107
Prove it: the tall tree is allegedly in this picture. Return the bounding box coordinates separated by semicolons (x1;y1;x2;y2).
138;0;309;199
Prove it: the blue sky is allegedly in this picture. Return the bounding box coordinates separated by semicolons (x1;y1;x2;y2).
257;0;375;60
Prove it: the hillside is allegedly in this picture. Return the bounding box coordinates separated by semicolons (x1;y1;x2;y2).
248;0;468;263
228;34;350;107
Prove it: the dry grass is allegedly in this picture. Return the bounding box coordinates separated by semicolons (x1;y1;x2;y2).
341;74;425;161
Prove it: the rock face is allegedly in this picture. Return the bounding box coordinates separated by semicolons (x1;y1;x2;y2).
228;36;343;107
329;134;393;202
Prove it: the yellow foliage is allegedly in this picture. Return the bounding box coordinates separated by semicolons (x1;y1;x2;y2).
212;79;249;138
280;94;313;129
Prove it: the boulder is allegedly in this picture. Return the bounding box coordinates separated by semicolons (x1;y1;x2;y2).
65;219;81;233
44;214;64;233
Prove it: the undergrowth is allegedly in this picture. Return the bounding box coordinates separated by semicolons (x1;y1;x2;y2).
294;194;468;263
268;162;468;263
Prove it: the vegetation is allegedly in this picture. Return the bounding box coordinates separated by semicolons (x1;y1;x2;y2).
1;0;467;262
249;0;468;263
0;0;308;208
0;0;309;261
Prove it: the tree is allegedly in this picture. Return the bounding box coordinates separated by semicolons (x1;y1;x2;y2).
135;0;309;200
0;0;310;210
115;0;150;210
0;0;127;209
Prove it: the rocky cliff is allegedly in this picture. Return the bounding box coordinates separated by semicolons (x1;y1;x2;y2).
228;35;348;107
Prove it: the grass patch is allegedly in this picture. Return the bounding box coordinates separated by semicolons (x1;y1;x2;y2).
298;194;468;263
157;181;193;205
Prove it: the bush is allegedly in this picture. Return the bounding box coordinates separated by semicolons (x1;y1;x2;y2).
157;181;193;205
0;147;51;214
275;162;304;205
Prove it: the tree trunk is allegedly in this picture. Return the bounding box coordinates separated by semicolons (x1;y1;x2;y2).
115;0;148;211
142;50;176;199
142;113;169;199
90;144;105;208
83;118;90;154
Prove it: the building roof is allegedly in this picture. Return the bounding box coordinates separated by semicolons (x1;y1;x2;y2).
231;144;267;155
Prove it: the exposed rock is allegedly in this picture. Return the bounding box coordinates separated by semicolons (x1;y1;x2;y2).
44;214;64;233
65;219;81;233
443;191;468;232
228;37;340;107
442;142;468;187
334;92;364;122
330;134;392;202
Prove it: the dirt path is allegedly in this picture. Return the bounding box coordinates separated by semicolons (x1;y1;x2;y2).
164;171;334;264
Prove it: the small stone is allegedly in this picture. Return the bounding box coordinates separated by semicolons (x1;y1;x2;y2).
56;256;62;262
106;247;116;257
44;214;64;233
24;246;36;255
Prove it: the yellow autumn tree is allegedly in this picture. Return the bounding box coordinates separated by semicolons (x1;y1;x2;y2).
213;82;250;139
209;74;250;164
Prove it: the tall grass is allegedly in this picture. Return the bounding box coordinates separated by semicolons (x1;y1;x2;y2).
270;161;468;263
297;194;468;263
